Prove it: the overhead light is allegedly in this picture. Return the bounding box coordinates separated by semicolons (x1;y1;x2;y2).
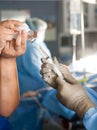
83;0;97;4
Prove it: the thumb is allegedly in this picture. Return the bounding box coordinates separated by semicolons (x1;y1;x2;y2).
56;77;66;88
41;58;47;63
53;57;59;66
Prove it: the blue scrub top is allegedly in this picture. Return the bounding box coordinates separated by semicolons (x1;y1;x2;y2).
81;87;97;130
0;116;11;130
16;40;51;95
83;107;97;130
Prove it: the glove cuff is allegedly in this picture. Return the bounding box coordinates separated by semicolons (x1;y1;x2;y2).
72;96;95;118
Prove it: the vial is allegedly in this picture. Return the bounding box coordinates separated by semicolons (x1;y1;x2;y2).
19;23;37;43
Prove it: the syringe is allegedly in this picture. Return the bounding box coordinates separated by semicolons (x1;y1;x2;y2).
19;23;37;43
38;45;63;78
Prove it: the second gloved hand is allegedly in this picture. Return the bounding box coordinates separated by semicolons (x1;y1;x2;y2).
41;57;95;118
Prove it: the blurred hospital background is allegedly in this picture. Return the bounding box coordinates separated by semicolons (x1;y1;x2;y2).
1;0;97;130
0;0;97;63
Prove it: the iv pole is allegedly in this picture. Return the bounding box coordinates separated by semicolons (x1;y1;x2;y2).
81;1;85;59
81;0;86;79
70;0;87;81
72;34;77;64
70;0;81;72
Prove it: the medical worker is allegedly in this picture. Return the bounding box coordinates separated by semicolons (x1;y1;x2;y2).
41;57;97;130
0;20;27;130
8;17;51;130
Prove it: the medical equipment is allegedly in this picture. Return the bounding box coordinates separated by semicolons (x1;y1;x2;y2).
38;45;63;78
70;0;87;81
70;0;81;64
19;23;37;43
70;0;81;35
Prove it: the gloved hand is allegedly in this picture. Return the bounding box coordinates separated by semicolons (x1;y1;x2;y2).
41;57;95;118
41;57;76;88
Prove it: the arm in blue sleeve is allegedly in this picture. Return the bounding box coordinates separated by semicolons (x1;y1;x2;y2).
83;107;97;130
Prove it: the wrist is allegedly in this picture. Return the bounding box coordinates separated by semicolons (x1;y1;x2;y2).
72;96;95;118
0;56;17;77
0;56;16;62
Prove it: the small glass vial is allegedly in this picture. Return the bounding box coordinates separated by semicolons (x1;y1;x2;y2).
19;23;37;43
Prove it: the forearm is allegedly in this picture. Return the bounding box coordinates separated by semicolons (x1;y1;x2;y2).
0;57;20;117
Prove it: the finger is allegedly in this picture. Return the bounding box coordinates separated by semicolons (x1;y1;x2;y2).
41;58;47;63
62;71;77;84
12;21;24;32
5;20;23;30
60;64;69;69
43;72;57;86
13;26;23;32
56;77;66;87
42;71;54;80
21;30;27;46
0;34;13;41
59;65;77;84
41;62;53;70
15;31;22;51
53;57;59;65
42;72;52;78
40;68;51;75
43;75;56;88
40;64;46;75
0;28;14;35
41;62;46;68
43;75;52;85
7;20;23;26
65;75;77;84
